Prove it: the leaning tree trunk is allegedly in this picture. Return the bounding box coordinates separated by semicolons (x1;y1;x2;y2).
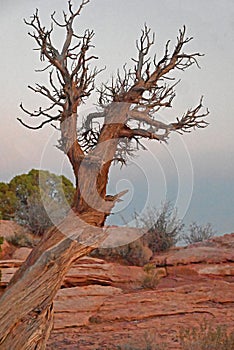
0;147;113;349
0;103;130;349
0;211;106;350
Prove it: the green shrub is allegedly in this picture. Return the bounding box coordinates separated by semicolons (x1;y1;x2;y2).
0;182;17;220
0;169;75;235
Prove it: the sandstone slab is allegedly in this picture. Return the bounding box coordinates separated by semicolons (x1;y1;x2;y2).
48;279;234;350
54;285;122;330
63;256;150;289
152;233;234;266
1;227;234;349
12;247;32;260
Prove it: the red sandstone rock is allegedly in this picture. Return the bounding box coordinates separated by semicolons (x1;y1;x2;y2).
47;233;234;349
1;224;234;349
12;247;32;260
152;234;234;266
0;260;22;286
54;285;122;330
0;239;16;260
0;256;151;288
63;256;155;289
0;220;29;238
48;279;234;349
0;221;34;259
194;263;234;276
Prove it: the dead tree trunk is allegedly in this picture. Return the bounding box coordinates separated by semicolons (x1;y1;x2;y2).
0;103;128;348
0;212;106;350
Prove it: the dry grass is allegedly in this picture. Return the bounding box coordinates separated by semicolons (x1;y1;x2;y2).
179;322;234;350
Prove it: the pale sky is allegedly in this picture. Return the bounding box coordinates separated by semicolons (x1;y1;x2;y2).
0;0;234;234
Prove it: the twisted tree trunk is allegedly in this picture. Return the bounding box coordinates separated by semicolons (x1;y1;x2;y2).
0;212;106;350
0;103;130;349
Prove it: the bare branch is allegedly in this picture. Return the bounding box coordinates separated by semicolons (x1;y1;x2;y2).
21;0;101;165
35;64;52;72
70;29;96;78
172;97;209;133
51;11;67;28
128;108;170;130
99;25;204;109
68;0;90;18
28;84;64;106
105;189;129;203
120;124;170;142
78;126;101;153
134;24;155;81
83;111;105;130
146;25;203;86
19;102;59;118
17;115;59;130
130;129;165;141
94;24;209;166
125;97;209;144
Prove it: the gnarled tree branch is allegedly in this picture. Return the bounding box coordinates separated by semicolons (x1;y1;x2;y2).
92;25;209;163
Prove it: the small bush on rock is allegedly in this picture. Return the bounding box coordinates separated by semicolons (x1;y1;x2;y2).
6;232;38;248
141;263;159;289
117;332;167;350
92;239;152;266
182;222;215;245
135;202;184;253
179;322;234;350
92;202;183;266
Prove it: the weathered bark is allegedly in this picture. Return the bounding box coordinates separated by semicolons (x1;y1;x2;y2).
73;103;131;223
60;112;84;187
0;211;106;350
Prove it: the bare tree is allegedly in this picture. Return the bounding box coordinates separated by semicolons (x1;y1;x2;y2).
0;1;209;349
